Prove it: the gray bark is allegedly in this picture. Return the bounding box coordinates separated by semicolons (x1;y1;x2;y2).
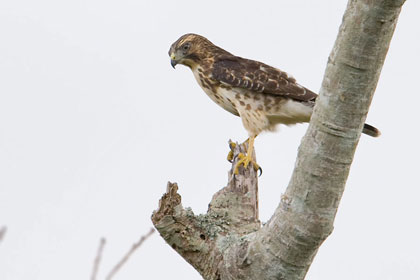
152;0;405;279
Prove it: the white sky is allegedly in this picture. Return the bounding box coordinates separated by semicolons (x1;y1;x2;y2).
0;0;419;279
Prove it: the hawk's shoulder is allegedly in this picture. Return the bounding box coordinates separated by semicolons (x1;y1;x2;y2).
211;54;317;102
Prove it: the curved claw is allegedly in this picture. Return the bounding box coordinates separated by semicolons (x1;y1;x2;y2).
257;166;263;177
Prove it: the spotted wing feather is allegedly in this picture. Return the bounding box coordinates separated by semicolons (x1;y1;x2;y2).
212;55;317;102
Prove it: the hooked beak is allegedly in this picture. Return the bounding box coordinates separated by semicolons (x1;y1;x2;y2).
170;53;178;69
171;59;178;69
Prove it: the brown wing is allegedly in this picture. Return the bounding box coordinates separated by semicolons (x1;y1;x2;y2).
212;55;317;102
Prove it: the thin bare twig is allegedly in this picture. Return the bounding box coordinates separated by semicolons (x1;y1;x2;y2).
91;238;106;280
105;228;155;280
0;226;7;244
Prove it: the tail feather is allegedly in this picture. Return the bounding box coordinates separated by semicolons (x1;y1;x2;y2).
363;123;381;137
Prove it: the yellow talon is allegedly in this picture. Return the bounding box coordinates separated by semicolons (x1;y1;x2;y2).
227;151;234;162
233;153;261;175
227;141;237;163
232;136;261;175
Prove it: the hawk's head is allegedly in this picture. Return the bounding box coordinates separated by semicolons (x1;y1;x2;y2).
168;33;227;69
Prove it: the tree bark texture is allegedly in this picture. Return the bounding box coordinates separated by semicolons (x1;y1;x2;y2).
152;1;405;279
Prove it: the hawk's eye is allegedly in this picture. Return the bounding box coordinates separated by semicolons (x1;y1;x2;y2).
181;43;191;53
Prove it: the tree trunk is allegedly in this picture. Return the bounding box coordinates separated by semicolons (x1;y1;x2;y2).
152;0;406;279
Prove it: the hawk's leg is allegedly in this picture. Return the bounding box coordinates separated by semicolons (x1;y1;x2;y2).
233;136;261;175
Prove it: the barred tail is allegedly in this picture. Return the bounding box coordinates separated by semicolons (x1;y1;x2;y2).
363;123;381;137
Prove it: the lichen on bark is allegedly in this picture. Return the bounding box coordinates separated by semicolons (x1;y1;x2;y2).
152;1;405;279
